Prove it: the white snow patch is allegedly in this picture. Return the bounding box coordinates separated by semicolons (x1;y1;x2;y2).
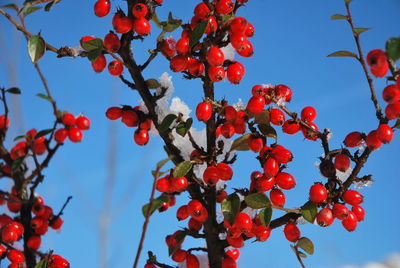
220;43;236;61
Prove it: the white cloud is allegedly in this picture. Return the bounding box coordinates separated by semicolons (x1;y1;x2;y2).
339;253;400;268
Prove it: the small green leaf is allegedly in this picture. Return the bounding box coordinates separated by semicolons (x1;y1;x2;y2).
6;87;21;94
393;119;400;129
297;237;315;255
2;3;19;11
28;35;46;63
190;20;208;48
254;110;270;125
44;1;57;11
258;124;278;142
221;14;234;23
330;14;348;20
301;201;318;223
152;169;171;178
168;231;186;256
87;49;102;62
245;193;271;209
142;194;170;217
23;6;41;16
298;251;308;258
36;93;52;102
173;161;192;178
152;11;163;29
345;0;352;3
386;38;400;62
34;259;46;268
156;156;173;171
259;207;273;227
327;50;358;58
221;193;240;225
13;135;25;142
176;122;186;137
163;21;182;33
35;128;53;139
159;114;177;133
146;79;161;89
230;133;251;152
353;28;371;35
81;38;103;52
12;156;25;172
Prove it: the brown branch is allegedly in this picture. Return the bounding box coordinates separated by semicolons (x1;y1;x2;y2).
294;245;307;268
33;64;58;117
344;2;385;123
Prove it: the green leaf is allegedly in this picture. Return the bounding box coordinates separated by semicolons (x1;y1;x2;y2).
34;259;46;268
12;156;25;172
168;231;186;256
36;93;52;102
327;50;358;58
245;193;271;209
1;3;19;11
44;1;57;11
6;87;21;94
35;128;53;139
297;237;315;255
173;161;192;178
159;114;177;133
393;119;400;129
258;124;278;142
152;169;171;178
386;38;400;62
259;207;273;227
146;79;161;89
142;194;170;217
221;193;240;225
301;201;318;223
13;135;25;142
23;6;41;16
163;12;182;32
353;28;371;35
330;14;348;20
28;35;46;63
298;251;308;258
221;14;234;24
230;133;251;152
152;11;163;29
81;38;103;52
87;49;102;62
254;110;270;125
190;20;208;48
176;118;193;137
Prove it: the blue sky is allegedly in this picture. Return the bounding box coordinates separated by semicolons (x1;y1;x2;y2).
0;0;399;267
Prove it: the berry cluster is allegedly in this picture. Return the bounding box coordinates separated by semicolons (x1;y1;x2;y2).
54;112;90;143
106;106;152;146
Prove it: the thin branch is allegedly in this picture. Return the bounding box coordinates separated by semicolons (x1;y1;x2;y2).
139;49;159;71
119;75;136;90
294;245;307;268
33;64;58;117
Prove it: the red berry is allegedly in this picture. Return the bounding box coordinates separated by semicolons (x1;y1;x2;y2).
27;235;41;250
0;115;10;130
226;249;240;261
104;32;121;53
352;205;365;221
196;102;212;122
7;249;25;263
205;16;218;34
188;59;205;77
224;106;237;122
203;166;219;186
172;249;187;262
246;96;265;115
302;122;319;141
248;135;263;153
170;55;189;72
263;157;279;177
94;0;110;17
309;183;327;204
187;200;203;217
270;188;285;206
271;145;293;164
68;127;83;142
275;84;292;102
188;218;202;231
222;256;237;268
245;22;255;37
229;17;248;34
134;129;149;146
332;203;349;220
217;163;233;181
133;17;151;36
156;177;169;193
216;0;234;14
208;66;226;82
1;224;19;243
91;54;107;73
316;208;334;227
54;128;68;143
275;172;296;190
227;61;245;84
343;131;363;148
233;212;252;233
256;176;275;192
367;49;388;78
121;110;139;127
132;3;148;18
50;255;69;268
376;124;393;144
282;119;300;134
106;107;122;120
342;211;358;231
365;130;382;150
385;102;400;119
186;254;200;268
226;235;244;248
283;223;300;242
236;40;254;57
230;33;248;50
217;190;228;203
194;3;210;19
144;264;156;268
76;115;90;130
62;113;76;126
342;190;363;206
207;46;225;66
108;60;124;76
269;108;285;126
176;37;190;55
161;37;177;58
221;122;235;138
301;106;317;122
176;205;189;221
334;154;350;172
382;84;400;103
112;11;133;34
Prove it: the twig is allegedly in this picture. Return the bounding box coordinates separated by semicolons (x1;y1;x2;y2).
55;196;73;218
119;75;136;90
294;245;307;268
139;50;159;71
33;64;58;117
